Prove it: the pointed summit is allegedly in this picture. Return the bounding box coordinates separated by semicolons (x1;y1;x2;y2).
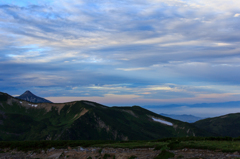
16;91;53;103
22;90;34;96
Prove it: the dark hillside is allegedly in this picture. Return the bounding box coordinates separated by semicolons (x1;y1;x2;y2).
194;113;240;137
0;92;214;141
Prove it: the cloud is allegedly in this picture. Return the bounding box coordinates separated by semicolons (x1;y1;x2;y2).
234;13;240;17
46;94;141;105
116;67;149;71
1;0;240;106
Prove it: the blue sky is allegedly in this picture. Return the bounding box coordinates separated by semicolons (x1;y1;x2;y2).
1;0;240;116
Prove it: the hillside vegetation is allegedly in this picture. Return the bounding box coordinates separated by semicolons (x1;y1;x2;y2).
0;92;213;141
1;137;240;152
194;113;240;137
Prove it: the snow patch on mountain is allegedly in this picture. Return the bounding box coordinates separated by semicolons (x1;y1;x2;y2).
28;103;38;107
152;117;173;126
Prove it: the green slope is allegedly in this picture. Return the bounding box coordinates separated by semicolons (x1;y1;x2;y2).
0;92;213;141
194;113;240;137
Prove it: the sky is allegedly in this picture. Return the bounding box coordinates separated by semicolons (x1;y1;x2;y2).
1;0;240;116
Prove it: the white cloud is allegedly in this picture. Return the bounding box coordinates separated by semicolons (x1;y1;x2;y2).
46;94;141;105
148;86;173;91
234;13;240;17
216;43;232;46
116;67;149;71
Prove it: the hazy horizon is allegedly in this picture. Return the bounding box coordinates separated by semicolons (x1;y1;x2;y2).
8;90;240;118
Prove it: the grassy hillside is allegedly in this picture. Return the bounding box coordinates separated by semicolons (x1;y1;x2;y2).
1;137;240;152
0;92;213;141
194;113;240;137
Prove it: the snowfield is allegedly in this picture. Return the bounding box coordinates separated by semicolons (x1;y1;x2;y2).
28;103;38;107
152;117;173;126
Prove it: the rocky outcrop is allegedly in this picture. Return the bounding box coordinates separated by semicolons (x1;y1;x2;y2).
169;148;240;159
1;147;240;159
0;147;160;159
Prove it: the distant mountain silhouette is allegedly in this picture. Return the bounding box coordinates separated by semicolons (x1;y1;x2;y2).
160;113;203;123
16;90;52;103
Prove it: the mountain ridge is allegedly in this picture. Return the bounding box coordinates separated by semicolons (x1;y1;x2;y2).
0;91;214;141
194;113;240;137
160;113;203;123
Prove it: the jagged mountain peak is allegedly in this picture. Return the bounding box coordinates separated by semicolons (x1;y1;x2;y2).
20;90;36;97
16;90;52;103
24;90;32;94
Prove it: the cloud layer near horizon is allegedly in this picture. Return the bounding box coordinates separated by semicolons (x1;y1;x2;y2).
1;0;240;109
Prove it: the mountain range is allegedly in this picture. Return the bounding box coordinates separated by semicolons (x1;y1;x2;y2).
160;113;203;123
144;101;240;109
0;91;213;141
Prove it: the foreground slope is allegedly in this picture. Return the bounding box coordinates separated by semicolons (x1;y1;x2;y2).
194;113;240;137
0;92;213;141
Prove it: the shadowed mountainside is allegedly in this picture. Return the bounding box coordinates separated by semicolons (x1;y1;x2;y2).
194;113;240;137
0;92;214;141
